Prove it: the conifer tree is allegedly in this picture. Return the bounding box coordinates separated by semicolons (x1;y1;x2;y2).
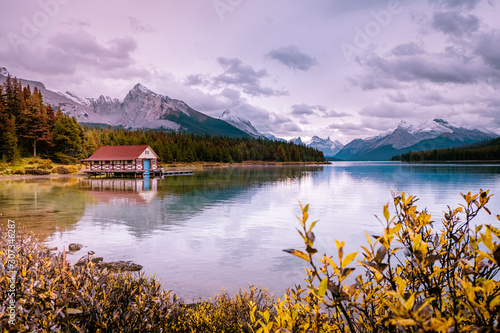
17;88;52;157
51;108;83;162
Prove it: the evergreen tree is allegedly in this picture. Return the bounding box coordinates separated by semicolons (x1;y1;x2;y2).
51;109;83;162
0;87;18;161
17;87;52;157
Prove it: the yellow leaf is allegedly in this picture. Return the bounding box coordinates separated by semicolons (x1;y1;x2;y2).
394;319;417;326
490;295;500;310
481;228;494;251
487;225;500;238
342;252;358;268
365;231;372;246
318;277;328;297
383;203;390;221
405;293;415;311
324;256;338;270
283;249;309;261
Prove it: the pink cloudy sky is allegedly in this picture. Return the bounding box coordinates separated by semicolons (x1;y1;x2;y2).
1;0;499;142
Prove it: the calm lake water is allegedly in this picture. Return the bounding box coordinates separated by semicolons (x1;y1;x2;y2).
2;162;500;301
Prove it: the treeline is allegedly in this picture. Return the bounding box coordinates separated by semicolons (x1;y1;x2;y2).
0;76;84;163
392;137;500;162
0;76;325;164
83;128;326;163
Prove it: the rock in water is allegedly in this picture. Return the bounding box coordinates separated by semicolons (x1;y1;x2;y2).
97;261;143;272
75;254;104;266
68;243;83;251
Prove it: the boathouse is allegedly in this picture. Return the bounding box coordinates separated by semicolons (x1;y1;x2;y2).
81;145;160;177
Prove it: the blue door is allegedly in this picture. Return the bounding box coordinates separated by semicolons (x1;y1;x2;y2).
144;160;150;174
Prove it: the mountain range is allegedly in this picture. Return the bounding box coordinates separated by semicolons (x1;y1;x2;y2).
334;119;498;161
290;136;344;156
0;68;249;138
1;67;497;160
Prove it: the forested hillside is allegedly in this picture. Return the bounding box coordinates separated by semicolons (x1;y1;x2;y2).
0;76;325;164
392;137;500;162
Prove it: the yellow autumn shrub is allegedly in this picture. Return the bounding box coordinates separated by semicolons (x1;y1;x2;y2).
255;190;500;332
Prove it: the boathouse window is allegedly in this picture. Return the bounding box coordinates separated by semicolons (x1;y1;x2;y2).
145;150;149;155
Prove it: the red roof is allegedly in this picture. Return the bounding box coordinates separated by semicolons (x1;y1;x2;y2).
81;145;157;161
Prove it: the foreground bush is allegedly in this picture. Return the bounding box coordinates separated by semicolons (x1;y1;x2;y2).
1;190;499;332
0;234;273;332
268;190;500;332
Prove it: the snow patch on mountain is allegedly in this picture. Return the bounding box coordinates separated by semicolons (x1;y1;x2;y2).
0;67;9;76
219;110;260;137
58;91;94;107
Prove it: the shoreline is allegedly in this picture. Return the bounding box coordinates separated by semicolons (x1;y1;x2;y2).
0;161;329;181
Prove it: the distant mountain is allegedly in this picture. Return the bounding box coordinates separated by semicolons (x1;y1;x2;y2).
0;69;250;138
290;137;304;145
218;109;260;137
260;132;286;142
334;119;498;161
305;136;344;157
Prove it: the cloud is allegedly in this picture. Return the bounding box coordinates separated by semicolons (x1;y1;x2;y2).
185;73;210;86
129;16;158;34
350;50;492;91
214;57;287;97
428;0;483;11
391;42;424;56
324;110;351;117
291;103;317;116
432;12;480;37
475;31;500;70
290;103;350;119
60;18;91;28
0;30;146;81
327;122;367;131
45;32;139;72
187;57;288;98
265;45;318;71
359;100;422;119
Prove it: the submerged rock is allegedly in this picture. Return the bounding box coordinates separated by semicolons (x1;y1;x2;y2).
68;243;83;252
75;254;104;266
73;252;143;272
97;261;143;272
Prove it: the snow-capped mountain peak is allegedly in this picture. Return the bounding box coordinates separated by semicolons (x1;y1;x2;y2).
408;118;453;140
334;118;499;161
0;67;10;76
132;83;153;94
219;110;260;137
305;136;344;156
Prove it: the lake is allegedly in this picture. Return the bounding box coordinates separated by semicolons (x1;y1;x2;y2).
1;162;500;301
